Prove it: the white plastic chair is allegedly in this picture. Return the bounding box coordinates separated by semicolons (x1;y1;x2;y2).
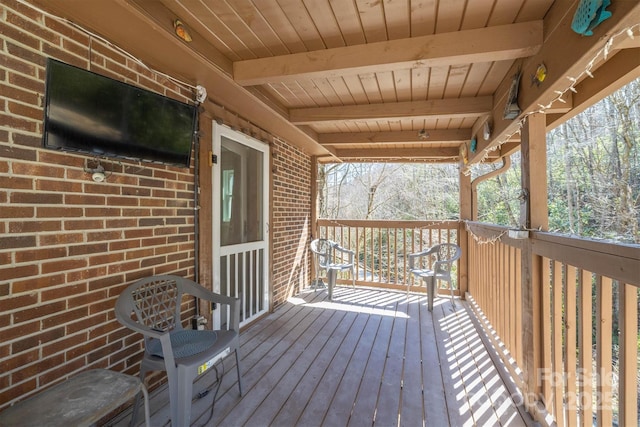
408;243;461;311
115;275;243;427
310;238;355;300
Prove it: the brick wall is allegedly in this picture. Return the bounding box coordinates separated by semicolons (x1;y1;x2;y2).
0;0;314;412
271;139;312;307
0;0;199;409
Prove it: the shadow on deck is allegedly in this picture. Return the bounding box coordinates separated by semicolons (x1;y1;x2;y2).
111;287;535;426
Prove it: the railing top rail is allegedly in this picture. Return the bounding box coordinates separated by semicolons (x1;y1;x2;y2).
317;219;461;229
465;221;640;286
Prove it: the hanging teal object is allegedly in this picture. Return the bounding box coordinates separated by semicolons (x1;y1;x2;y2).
470;137;477;153
571;0;612;36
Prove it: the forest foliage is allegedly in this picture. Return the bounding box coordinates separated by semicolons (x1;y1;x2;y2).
318;79;640;244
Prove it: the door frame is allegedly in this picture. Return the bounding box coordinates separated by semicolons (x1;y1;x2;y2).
212;122;270;328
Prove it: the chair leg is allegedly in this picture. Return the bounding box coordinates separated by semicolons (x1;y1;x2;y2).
129;369;148;427
175;366;194;427
327;269;337;300
427;277;435;312
450;280;455;308
235;348;243;396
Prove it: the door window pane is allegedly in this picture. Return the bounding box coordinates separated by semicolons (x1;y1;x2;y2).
220;136;263;246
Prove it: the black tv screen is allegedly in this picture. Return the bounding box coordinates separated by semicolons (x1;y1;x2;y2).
43;58;196;168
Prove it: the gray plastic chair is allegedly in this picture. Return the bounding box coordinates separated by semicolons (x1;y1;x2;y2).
310;238;355;300
115;275;243;427
408;243;461;311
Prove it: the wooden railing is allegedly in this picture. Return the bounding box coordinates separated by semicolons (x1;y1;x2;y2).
466;222;639;427
315;219;461;293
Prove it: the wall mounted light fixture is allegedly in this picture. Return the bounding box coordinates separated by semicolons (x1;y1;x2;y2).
174;20;192;43
84;158;110;182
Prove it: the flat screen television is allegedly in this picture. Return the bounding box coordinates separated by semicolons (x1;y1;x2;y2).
42;58;197;168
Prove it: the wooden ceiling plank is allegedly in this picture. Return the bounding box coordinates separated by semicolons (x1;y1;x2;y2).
516;0;554;23
376;71;398;103
225;0;293;56
410;0;438;36
303;0;345;49
487;0;526;26
444;64;471;98
435;0;465;33
383;0;411;40
168;0;259;60
393;69;413;101
277;0;326;51
328;0;366;45
460;62;493;97
411;67;430;100
359;73;384;104
355;0;388;42
318;129;471;145
326;76;356;105
289;96;493;124
460;0;494;30
427;65;449;99
251;0;309;54
233;21;543;85
341;74;370;104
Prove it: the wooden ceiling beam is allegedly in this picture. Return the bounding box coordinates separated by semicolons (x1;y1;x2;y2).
290;97;492;124
318;129;472;145
332;147;459;160
234;21;543;86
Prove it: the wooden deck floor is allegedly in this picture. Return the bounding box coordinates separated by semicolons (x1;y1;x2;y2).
112;287;533;427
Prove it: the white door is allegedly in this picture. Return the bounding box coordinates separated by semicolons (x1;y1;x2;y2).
212;123;269;327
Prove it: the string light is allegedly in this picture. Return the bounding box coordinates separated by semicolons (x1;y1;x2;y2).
464;221;508;245
464;23;640;177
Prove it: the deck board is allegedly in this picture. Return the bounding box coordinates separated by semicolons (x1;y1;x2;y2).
111;287;533;427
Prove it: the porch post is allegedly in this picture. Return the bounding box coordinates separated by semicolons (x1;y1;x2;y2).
519;112;548;418
310;156;318;287
459;169;471;297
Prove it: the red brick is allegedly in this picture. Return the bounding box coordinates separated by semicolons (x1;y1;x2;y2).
0;112;36;132
12;274;65;293
66;313;106;335
64;219;104;230
41;332;87;358
13;218;61;233
0;379;37;409
64;194;106;205
0;206;34;218
11;353;65;383
41;258;87;274
36;206;84;218
85;208;122;218
41;307;88;329
2;349;39;373
12;162;65;178
89;252;124;266
41;283;87;303
13;327;65;353
65;266;107;284
11;192;63;204
87;230;122;242
0;263;38;281
36;179;83;192
0;320;39;342
39;232;84;245
14;246;66;263
13;300;67;324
